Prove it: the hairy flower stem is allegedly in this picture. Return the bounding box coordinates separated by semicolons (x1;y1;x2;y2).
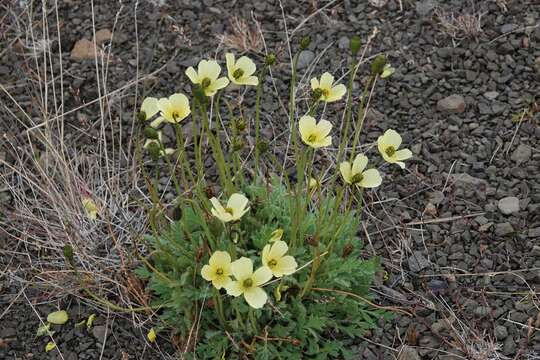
349;75;377;163
254;65;268;182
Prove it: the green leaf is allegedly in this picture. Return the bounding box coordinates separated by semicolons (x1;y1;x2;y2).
47;310;69;325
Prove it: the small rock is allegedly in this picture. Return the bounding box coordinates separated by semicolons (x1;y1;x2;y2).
338;36;349;49
92;325;108;343
408;251;430;272
495;222;514;236
296;50;315;70
494;325;508;340
498;196;520;215
528;227;540;238
94;29;112;45
484;91;499;100
449;173;487;187
415;0;436;16
500;24;515;33
398;345;421;360
437;94;466;113
510;144;532;164
70;39;97;60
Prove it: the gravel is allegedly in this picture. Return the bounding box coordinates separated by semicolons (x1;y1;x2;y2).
497;196;520;215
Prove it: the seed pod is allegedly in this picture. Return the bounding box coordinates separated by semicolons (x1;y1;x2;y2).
144;126;159;140
350;35;361;57
300;36;311;50
232;138;244;152
137;111;147;122
265;53;276;66
371;54;387;76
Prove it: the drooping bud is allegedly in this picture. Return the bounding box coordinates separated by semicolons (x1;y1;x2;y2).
300;36;311;50
137;111;147;123
370;54;387;76
350;35;361;57
258;140;269;154
265;53;276;66
144;126;159;140
146;142;161;160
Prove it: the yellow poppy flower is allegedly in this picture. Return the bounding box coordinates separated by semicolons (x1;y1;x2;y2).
299;115;332;149
157;93;190;124
226;257;272;309
81;197;98;220
185;59;230;96
201;251;233;289
261;240;297;277
269;229;283;243
377;129;412;169
225;53;258;86
143;131;175;156
381;64;395;79
140;97;160;121
210;193;249;223
339;154;382;188
310;72;346;103
147;328;157;343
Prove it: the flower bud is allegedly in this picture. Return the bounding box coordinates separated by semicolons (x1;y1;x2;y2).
232;138;244;151
144;126;159;140
258;140;269;154
234;118;247;132
137;111;147;122
146;142;161;160
350;35;361;56
371;54;386;76
300;36;311;50
265;53;276;66
63;245;74;262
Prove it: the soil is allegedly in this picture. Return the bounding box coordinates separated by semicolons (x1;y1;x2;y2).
1;0;539;359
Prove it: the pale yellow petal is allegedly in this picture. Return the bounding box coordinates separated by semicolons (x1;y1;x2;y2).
225;281;243;296
326;84;346;102
310;77;320;90
240;75;258;86
274;256;297;276
149;116;165;128
252;266;273;286
244;287;267;309
351;154;368;175
359;169;382;188
225;53;235;79
212;276;231;289
317;119;332;138
185;67;199;83
209;251;231;270
199;60;221;80
299;115;317;143
210;197;225;215
211;77;230;91
339;161;352;184
227;193;249;219
268;240;288;259
157;98;172;120
261;244;271;264
231;257;253;280
382;129;402;148
319;135;332;148
396;161;406;169
236;56;256;76
395;148;412;161
319;72;334;90
141;97;159;119
201;265;214;281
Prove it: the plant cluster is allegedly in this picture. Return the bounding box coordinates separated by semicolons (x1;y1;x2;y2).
135;36;412;358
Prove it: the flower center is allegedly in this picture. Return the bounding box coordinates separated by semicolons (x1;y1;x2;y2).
225;207;234;215
267;259;277;268
201;78;211;88
232;68;244;79
312;88;324;100
351;173;364;184
242;278;253;288
307;134;317;143
215;268;224;276
321;89;329;98
172;111;180;120
385;146;396;157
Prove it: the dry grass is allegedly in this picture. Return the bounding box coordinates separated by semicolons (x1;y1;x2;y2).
435;8;485;41
217;16;263;53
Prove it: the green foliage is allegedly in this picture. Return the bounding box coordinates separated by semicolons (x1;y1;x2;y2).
138;181;388;358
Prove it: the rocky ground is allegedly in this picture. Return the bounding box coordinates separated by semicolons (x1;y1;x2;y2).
1;0;540;359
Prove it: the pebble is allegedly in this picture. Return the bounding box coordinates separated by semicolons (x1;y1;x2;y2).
437;94;466;113
495;222;514;236
497;196;520;215
528;227;540;238
92;325;108;343
484;91;499;100
398;345;421;360
94;29;112;45
408;251;430;272
494;325;508;340
296;50;315;70
510;144;531;164
415;0;436;16
71;39;97;60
